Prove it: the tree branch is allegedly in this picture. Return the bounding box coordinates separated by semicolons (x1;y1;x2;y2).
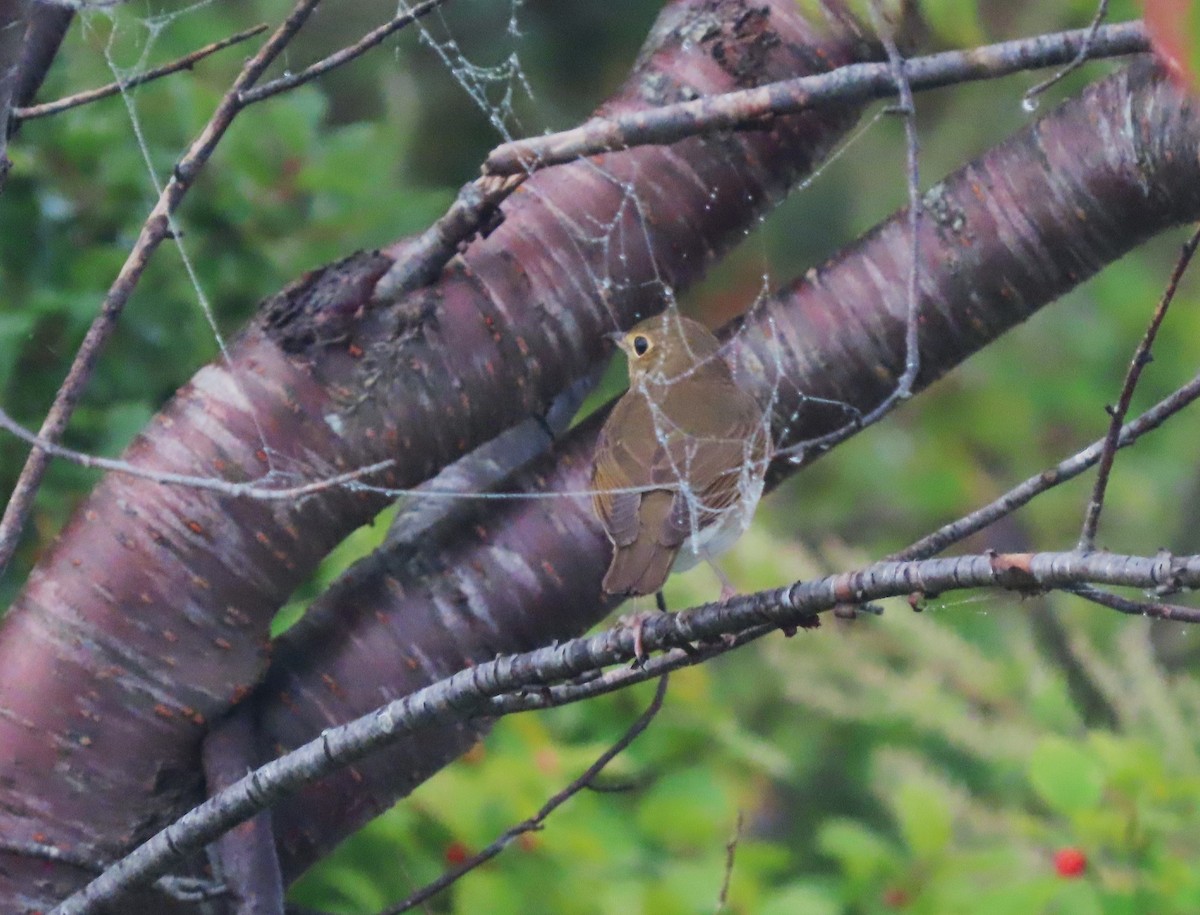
383;676;668;914
1023;0;1110;105
0;0;323;574
1078;225;1200;550
485;21;1149;175
52;547;1200;914
237;0;451;106
11;24;269;122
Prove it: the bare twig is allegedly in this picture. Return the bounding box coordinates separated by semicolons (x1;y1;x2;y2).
0;0;322;574
1023;0;1110;106
0;387;394;500
12;25;269;122
1078;226;1200;551
375;22;1150;306
384;676;668;914
776;44;926;462
238;0;450;106
372;171;526;302
484;22;1147;175
872;0;921;396
1067;583;1200;623
50;548;1200;914
715;812;744;913
890;369;1200;562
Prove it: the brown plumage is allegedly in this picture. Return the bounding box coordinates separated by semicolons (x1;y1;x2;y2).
591;312;772;596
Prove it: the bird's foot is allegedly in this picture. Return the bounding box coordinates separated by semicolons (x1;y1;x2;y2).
617;610;658;666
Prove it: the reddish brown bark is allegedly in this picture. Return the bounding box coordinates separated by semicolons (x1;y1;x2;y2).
243;58;1200;886
0;0;895;908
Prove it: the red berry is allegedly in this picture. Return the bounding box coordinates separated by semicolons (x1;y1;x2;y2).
1053;847;1087;878
882;886;910;907
444;841;470;866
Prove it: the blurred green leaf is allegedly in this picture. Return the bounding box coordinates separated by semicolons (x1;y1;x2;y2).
1029;737;1105;816
893;780;953;859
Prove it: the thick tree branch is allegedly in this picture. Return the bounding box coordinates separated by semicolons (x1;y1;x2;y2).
54;547;1200;914
228;60;1200;884
0;3;893;908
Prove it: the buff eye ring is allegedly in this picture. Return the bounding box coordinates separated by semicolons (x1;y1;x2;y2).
632;335;651;356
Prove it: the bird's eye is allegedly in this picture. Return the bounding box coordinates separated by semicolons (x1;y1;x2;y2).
632;335;650;357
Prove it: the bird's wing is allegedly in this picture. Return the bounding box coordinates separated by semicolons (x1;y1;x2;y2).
592;393;654;548
654;382;771;538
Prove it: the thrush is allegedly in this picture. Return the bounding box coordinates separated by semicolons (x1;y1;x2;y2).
591;312;772;597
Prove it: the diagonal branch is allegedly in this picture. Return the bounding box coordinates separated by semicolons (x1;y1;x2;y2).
1078;225;1200;550
237;0;451;106
11;24;268;122
52;547;1200;914
384;676;669;914
485;21;1149;175
0;0;322;574
380;21;1151;312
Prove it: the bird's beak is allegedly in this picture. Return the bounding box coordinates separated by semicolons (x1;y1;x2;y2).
606;330;626;352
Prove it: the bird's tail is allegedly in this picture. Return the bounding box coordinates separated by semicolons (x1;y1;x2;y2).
602;540;678;597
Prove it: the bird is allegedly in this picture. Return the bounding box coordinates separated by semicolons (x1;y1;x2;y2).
591;311;773;598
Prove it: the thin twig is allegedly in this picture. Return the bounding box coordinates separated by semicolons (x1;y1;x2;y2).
1067;583;1200;624
384;676;668;914
871;1;921;398
484;22;1148;175
1078;225;1200;551
238;0;450;106
715;811;744;913
0;404;393;499
0;0;322;574
52;548;1200;915
782;7;926;463
12;25;269;122
1023;0;1110;106
372;171;526;302
375;22;1149;306
890;369;1200;562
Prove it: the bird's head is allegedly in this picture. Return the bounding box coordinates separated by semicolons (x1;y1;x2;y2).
612;312;728;385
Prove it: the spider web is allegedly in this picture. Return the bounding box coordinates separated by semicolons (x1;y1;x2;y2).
19;0;892;588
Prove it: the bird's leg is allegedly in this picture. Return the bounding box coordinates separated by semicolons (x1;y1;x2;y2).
618;591;669;666
699;556;739;647
704;556;738;603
